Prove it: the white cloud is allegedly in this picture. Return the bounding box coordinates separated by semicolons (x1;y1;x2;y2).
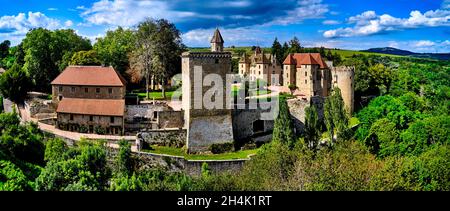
64;20;74;27
48;8;58;11
182;26;274;47
80;0;222;27
322;20;340;25
270;0;329;25
324;9;450;38
0;11;60;36
388;41;399;48
413;40;435;47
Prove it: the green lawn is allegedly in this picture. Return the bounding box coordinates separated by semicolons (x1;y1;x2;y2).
133;91;177;100
143;145;258;160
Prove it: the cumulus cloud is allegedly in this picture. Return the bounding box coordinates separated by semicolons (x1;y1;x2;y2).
0;11;60;36
64;20;74;27
322;20;340;25
323;9;450;38
79;0;330;30
182;26;275;47
413;40;435;47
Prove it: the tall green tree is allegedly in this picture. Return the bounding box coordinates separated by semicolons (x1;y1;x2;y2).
94;27;136;76
0;64;32;103
70;50;101;66
304;105;320;151
116;140;132;176
288;37;302;53
22;28;91;92
0;40;11;60
273;97;296;148
282;42;289;59
324;87;349;142
271;38;283;64
130;19;185;98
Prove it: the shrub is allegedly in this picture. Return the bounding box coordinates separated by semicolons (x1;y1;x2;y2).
94;126;106;135
209;142;234;154
79;125;88;133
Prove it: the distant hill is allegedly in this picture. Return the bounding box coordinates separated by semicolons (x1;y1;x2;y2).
363;47;450;60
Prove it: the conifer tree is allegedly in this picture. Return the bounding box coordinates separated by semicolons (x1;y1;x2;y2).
273;97;296;148
304;105;320;150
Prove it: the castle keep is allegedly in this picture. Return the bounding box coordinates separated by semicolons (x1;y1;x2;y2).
181;29;235;153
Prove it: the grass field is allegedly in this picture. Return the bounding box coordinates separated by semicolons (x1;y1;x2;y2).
329;49;405;58
143;145;258;160
132;91;177;100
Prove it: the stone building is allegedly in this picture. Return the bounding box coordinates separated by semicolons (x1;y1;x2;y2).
181;29;235;153
283;53;332;98
238;47;283;85
51;66;127;135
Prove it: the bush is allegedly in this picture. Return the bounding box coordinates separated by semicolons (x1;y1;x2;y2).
209;143;234;154
79;125;88;133
94;126;106;135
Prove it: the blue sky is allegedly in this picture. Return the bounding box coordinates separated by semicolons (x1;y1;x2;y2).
0;0;449;53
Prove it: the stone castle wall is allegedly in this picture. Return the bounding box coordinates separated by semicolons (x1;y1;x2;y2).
287;96;325;135
182;52;235;153
137;128;186;148
331;66;355;114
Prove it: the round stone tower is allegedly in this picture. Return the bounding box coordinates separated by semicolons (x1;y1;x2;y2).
331;66;355;114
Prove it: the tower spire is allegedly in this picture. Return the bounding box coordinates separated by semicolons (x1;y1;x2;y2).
210;28;224;52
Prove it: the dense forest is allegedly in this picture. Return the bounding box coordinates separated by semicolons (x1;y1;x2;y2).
0;19;449;190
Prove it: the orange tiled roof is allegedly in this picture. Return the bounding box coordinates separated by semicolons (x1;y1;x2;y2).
283;53;328;69
56;98;125;116
51;66;126;86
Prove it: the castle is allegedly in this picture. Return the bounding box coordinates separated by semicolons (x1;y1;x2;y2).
238;46;283;85
47;29;354;153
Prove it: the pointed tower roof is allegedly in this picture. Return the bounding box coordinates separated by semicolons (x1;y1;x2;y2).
210;28;224;43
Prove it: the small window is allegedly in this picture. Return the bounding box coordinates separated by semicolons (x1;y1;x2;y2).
287;73;289;78
96;88;100;93
71;87;75;93
108;88;113;94
70;114;74;121
305;71;307;76
89;116;93;121
59;86;63;92
259;71;261;75
110;116;114;123
305;80;307;84
215;59;219;64
85;88;88;93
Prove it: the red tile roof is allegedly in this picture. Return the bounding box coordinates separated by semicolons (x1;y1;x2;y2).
51;66;126;86
56;98;125;116
283;53;328;69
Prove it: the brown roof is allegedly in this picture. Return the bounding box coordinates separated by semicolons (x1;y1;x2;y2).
51;66;126;86
210;28;224;43
283;53;328;69
57;98;125;116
